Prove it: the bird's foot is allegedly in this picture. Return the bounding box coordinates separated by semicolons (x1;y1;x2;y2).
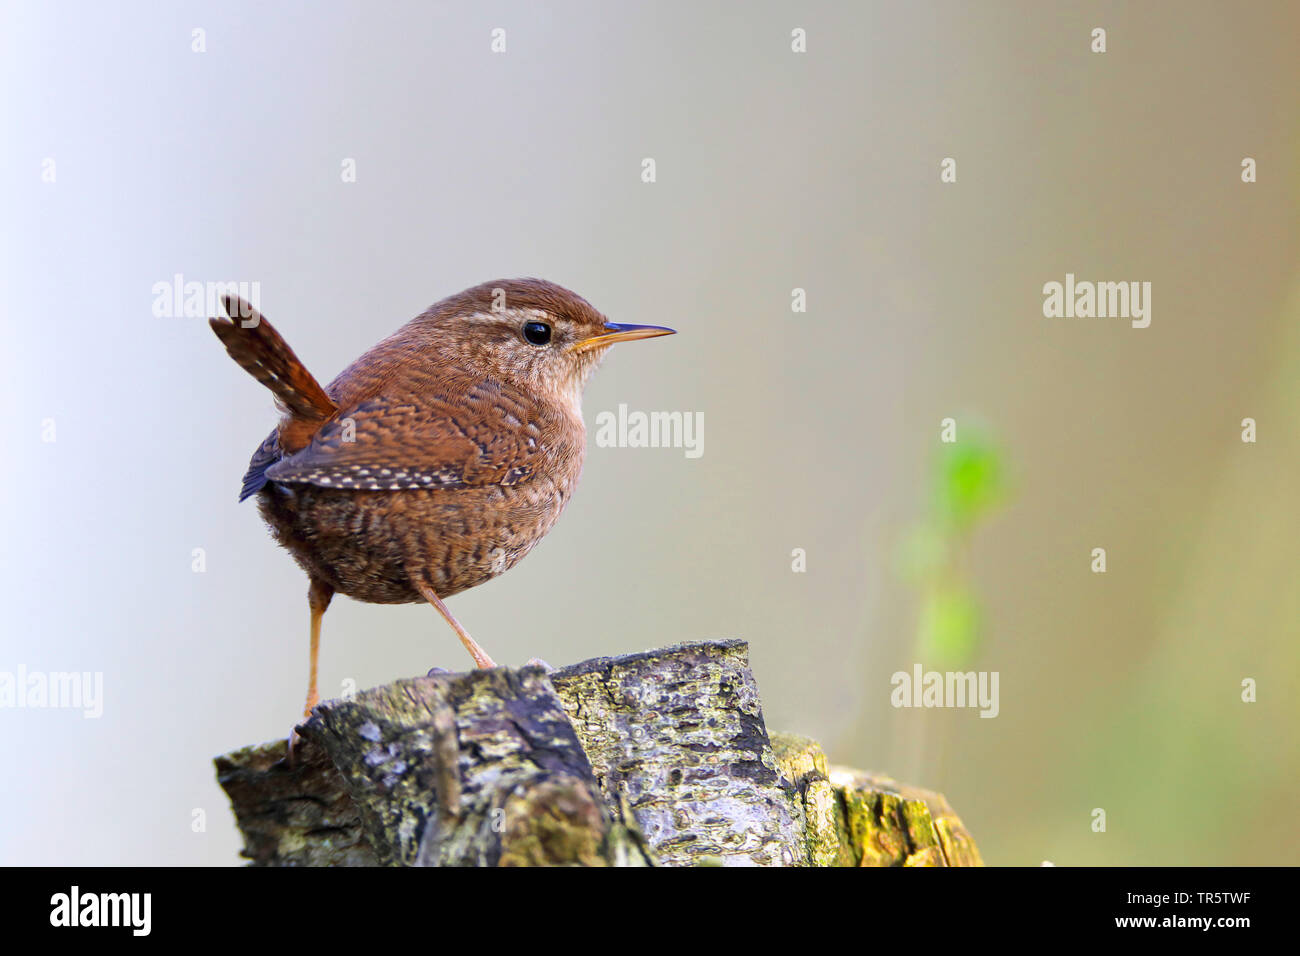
285;694;318;767
524;657;555;672
285;724;307;767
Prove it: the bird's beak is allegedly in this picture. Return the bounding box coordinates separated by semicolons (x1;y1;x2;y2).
570;322;676;354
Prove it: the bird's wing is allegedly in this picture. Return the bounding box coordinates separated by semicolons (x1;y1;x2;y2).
239;429;283;501
263;380;572;492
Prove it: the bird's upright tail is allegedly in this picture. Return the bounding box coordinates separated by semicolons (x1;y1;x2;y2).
209;296;338;425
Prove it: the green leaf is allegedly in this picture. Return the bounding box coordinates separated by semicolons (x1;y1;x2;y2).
935;433;1005;530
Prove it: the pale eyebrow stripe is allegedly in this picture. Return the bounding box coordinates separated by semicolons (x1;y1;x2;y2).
459;307;553;325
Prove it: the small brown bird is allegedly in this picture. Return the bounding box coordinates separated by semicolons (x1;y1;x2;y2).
209;279;673;726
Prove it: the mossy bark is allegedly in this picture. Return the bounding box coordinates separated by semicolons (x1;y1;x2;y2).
302;666;653;866
214;734;377;866
216;641;981;866
772;733;984;867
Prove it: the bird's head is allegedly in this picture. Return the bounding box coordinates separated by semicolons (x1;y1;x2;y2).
411;278;675;405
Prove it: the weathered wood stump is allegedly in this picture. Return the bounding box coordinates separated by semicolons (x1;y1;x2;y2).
214;640;981;866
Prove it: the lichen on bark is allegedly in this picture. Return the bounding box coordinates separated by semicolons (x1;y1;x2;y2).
551;641;806;866
771;733;983;867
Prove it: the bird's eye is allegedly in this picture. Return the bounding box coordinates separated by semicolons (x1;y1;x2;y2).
522;321;552;346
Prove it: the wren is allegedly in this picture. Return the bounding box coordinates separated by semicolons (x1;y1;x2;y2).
209;279;674;724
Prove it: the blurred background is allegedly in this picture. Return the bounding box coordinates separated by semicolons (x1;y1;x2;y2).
2;1;1296;865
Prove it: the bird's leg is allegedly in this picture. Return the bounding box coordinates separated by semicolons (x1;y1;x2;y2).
415;581;496;669
304;578;335;715
289;578;334;763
